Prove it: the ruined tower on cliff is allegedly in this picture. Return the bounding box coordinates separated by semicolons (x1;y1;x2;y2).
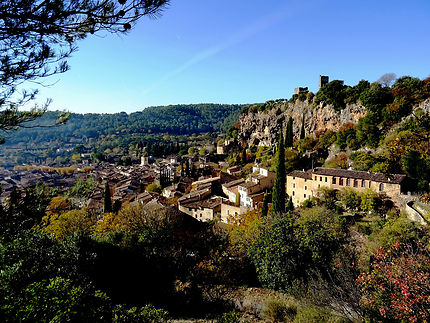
319;75;329;89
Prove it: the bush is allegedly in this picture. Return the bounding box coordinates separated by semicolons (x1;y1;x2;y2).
145;183;162;193
263;298;297;322
357;242;430;322
113;304;168;323
217;310;241;323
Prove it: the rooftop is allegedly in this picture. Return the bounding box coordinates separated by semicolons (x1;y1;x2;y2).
312;168;406;184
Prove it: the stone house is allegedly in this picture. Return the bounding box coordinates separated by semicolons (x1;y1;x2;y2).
179;197;222;221
220;200;249;223
238;167;275;208
222;178;245;204
287;167;406;207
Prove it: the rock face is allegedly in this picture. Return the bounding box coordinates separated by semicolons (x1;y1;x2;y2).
238;101;367;147
417;98;430;114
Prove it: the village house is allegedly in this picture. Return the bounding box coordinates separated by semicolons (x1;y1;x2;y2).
286;167;406;207
237;166;275;208
179;196;222;221
222;178;246;204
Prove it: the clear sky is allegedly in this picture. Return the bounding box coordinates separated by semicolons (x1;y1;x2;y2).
33;0;430;114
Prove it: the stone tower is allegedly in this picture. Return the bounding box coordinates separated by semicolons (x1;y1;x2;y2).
319;75;329;89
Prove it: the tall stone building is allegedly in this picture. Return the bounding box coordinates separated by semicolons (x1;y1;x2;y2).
319;75;329;89
286;168;406;207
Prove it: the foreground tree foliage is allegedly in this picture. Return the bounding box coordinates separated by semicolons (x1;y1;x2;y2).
0;0;169;142
248;207;346;293
357;242;430;322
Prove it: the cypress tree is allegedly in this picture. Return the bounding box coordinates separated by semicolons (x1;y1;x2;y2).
286;196;294;212
261;193;270;217
103;182;112;213
271;129;286;215
300;115;306;140
285;117;293;147
242;147;247;164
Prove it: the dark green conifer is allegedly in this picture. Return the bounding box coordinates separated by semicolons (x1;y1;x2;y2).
271;129;286;215
103;182;112;213
242;147;247;164
261;193;270;217
300;115;306;140
286;196;294;212
285;117;293;147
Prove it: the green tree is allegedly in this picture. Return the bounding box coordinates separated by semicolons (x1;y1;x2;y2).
360;189;378;213
242;147;247;164
285;117;293;147
286;196;294;212
315;80;347;111
299;115;305;140
261;193;270;217
13;277;111;322
0;0;169;143
249;207;345;293
403;149;430;191
104;182;112;213
271;129;286;215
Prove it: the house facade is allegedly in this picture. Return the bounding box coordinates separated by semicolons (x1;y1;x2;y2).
287;167;406;207
238;166;275;208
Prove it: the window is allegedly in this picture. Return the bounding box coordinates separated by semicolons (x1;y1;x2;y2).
361;180;365;188
292;191;295;196
320;176;322;181
369;181;372;188
353;179;358;187
379;183;384;191
304;186;307;190
339;178;344;185
318;184;320;188
315;176;317;180
293;183;295;188
332;177;337;184
346;178;350;186
293;176;295;180
325;177;327;182
304;194;306;198
227;210;230;215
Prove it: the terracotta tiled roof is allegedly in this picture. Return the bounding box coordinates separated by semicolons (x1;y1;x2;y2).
312;168;406;184
181;197;222;210
287;170;312;180
222;178;245;188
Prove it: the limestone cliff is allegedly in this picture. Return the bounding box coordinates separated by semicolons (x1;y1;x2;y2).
238;101;367;147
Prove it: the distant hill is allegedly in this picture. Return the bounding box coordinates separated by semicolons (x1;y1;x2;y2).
3;103;244;145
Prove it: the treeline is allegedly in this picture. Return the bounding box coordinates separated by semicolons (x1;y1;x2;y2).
4;103;244;146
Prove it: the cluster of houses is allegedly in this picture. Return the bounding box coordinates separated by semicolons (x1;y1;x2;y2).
0;167;78;196
1;150;411;224
177;165;275;222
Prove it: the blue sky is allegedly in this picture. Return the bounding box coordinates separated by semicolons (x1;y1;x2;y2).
33;0;430;114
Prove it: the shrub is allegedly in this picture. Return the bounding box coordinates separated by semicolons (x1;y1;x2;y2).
217;310;241;323
357;242;430;322
263;298;297;322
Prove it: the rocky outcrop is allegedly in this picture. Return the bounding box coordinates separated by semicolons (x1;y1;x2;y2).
238;101;366;147
417;98;430;114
